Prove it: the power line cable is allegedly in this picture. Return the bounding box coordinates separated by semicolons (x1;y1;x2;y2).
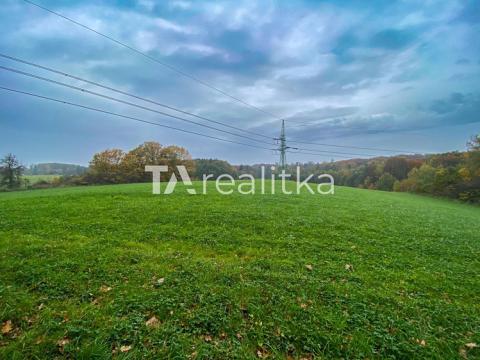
0;65;274;145
21;0;283;121
18;1;427;156
0;53;272;140
286;151;353;159
0;86;275;151
0;85;391;159
287;139;417;154
292;147;378;157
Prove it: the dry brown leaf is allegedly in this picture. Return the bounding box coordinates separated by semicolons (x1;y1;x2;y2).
1;321;12;335
37;303;45;310
204;335;212;342
236;332;243;340
157;278;165;285
415;338;426;346
466;343;478;349
305;264;313;271
256;348;269;358
300;356;313;360
57;338;70;346
120;345;132;352
57;338;70;353
99;285;112;293
145;316;160;328
345;264;354;271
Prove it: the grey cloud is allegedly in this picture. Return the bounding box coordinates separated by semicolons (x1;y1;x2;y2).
429;92;470;114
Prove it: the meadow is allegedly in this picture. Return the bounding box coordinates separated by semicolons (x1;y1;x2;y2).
0;182;479;359
23;174;60;185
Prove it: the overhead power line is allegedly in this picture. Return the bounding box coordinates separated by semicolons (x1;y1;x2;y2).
0;86;275;151
286;151;352;160
292;147;377;157
0;65;274;146
0;53;272;140
0;80;381;159
21;0;283;122
287;139;417;154
18;1;427;158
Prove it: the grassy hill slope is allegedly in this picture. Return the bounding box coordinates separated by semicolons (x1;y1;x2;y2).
0;182;479;359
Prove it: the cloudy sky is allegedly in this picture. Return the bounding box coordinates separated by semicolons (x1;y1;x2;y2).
0;0;479;165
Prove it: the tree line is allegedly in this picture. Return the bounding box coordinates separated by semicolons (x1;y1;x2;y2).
1;135;479;203
275;134;479;203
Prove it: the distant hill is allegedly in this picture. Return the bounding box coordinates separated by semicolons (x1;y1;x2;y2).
26;163;87;176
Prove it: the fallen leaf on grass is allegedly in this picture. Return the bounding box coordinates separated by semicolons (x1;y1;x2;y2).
345;264;354;271
157;278;165;285
120;345;132;352
466;343;478;349
305;264;313;271
99;285;112;293
57;338;70;346
145;316;160;328
1;321;12;335
204;335;212;342
257;347;269;358
300;355;313;360
57;338;70;353
415;338;426;346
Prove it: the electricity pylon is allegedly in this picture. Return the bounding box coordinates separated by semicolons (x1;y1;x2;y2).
276;120;296;170
279;120;287;170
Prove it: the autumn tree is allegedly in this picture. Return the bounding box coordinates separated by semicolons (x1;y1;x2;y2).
120;142;164;182
160;145;195;180
87;149;125;184
120;142;195;182
0;153;24;189
384;157;410;180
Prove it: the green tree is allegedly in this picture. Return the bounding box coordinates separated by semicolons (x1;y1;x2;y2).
0;153;24;189
194;159;237;179
376;173;396;191
409;164;436;193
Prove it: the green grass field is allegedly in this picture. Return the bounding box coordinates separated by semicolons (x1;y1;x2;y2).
0;182;479;359
24;175;60;184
